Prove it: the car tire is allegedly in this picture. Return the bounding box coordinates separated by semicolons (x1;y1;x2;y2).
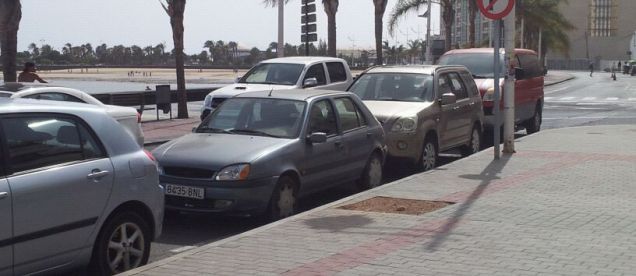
356;152;383;190
461;125;481;157
88;211;151;275
419;137;438;172
526;103;542;134
266;176;298;221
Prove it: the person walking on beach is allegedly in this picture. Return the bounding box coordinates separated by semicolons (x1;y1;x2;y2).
588;62;594;77
18;62;47;83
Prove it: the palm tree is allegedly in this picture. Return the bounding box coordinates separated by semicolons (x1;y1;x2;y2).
28;42;39;57
160;0;188;118
263;0;290;57
373;0;389;65
322;0;339;57
0;0;21;82
406;39;422;63
389;0;455;52
467;0;477;48
520;0;574;64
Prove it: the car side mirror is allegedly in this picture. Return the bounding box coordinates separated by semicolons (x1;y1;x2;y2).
307;132;327;144
303;78;319;88
439;93;457;105
515;68;526;80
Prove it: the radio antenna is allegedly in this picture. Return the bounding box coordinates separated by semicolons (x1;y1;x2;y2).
268;88;273;97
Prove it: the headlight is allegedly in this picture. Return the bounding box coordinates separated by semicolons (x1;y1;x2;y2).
391;116;418;133
203;94;213;107
483;87;502;101
216;164;250;181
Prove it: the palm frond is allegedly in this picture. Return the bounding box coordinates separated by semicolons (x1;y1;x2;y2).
387;0;427;36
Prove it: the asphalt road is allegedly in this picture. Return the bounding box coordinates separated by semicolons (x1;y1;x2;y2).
146;70;636;263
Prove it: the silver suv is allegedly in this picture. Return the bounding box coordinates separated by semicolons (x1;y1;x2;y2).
348;65;484;171
0;98;163;275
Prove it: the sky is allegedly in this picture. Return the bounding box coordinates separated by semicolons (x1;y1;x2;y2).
18;0;441;54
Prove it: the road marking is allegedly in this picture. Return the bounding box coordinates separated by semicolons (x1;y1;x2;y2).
605;97;619;101
581;97;596;101
545;97;555;101
628;98;636;101
560;97;575;101
170;245;197;253
545;86;570;94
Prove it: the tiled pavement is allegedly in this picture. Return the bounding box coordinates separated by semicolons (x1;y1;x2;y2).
124;125;636;275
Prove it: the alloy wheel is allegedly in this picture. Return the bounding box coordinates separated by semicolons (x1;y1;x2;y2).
471;128;481;154
421;142;437;171
107;222;146;273
277;182;296;218
367;156;383;188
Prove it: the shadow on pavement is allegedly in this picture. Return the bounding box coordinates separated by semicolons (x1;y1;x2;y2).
424;154;511;251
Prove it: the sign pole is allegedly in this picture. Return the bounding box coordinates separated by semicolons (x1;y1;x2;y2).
503;1;516;154
304;1;309;56
493;19;502;160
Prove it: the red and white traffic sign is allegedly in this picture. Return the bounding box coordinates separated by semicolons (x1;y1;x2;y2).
477;0;515;20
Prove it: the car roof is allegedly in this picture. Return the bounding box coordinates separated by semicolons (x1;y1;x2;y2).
0;97;108;115
443;48;538;55
0;82;58;92
234;89;352;101
260;56;346;65
364;65;467;75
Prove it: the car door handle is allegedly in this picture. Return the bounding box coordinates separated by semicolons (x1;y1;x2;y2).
87;170;110;180
0;192;7;200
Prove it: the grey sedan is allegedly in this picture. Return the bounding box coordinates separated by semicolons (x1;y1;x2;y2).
0;98;163;275
153;89;386;220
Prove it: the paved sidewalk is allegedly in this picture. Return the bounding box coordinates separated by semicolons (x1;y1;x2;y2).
125;125;636;276
140;71;575;146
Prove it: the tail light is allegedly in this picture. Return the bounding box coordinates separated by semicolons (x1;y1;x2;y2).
144;149;156;162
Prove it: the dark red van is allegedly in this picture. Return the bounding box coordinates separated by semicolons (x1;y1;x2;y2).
438;48;544;134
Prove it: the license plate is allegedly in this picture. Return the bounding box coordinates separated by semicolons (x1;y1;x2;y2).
165;184;205;199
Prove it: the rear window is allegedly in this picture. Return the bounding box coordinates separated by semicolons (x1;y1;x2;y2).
438;53;505;79
326;62;347;82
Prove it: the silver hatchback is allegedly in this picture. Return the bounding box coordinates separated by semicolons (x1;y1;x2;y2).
0;98;163;275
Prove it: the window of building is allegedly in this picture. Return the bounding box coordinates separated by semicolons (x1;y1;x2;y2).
589;0;616;37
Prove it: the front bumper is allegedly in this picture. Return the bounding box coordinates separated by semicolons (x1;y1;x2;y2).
384;131;422;163
161;175;279;216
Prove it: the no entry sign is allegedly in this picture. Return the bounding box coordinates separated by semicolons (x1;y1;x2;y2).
478;0;515;20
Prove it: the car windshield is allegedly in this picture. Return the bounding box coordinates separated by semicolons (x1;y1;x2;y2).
197;98;306;138
437;53;505;78
238;63;304;85
349;73;434;102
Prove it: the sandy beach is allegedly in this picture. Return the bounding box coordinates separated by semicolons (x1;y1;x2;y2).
37;68;250;84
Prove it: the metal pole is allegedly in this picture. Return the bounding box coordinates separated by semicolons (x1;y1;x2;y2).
503;2;516;154
493;20;501;160
425;0;432;64
277;0;284;57
304;1;309;56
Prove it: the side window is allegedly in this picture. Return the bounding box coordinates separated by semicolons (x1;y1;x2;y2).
518;54;540;79
1;115;106;174
308;100;338;136
459;71;479;97
304;64;327;85
326;62;347;83
438;74;452;98
25;92;84;103
448;73;468;100
334;97;366;132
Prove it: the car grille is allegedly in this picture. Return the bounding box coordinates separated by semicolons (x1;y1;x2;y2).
211;98;227;108
163;167;215;179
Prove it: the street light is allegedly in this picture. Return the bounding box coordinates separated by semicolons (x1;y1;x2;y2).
418;3;432;64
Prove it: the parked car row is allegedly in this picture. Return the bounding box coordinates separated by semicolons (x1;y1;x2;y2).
0;49;544;275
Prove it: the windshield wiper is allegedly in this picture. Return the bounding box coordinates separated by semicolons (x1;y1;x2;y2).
196;127;233;134
229;128;282;138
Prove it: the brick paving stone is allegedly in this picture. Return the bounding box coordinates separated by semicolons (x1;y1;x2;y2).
123;126;636;276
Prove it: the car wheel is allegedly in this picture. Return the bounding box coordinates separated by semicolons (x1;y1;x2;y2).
461;126;481;156
526;104;542;134
89;211;151;275
357;152;383;190
419;138;438;172
267;176;298;221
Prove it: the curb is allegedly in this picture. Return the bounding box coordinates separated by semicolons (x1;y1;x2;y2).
545;75;575;87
